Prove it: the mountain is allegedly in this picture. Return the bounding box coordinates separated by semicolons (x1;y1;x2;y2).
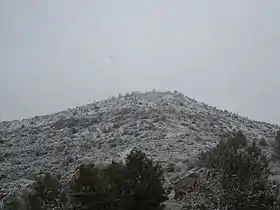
0;90;279;207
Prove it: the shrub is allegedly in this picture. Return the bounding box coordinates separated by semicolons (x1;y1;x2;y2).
199;131;247;169
1;195;22;210
69;162;124;210
26;173;63;210
69;148;167;210
120;149;167;210
1;173;65;210
3;149;167;210
200;132;279;210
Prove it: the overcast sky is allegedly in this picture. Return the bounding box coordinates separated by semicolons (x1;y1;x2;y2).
1;0;280;124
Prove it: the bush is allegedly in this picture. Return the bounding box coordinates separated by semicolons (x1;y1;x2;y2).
69;162;124;209
2;149;167;210
199;131;247;170
200;132;279;210
120;149;167;210
1;173;65;210
69;148;167;210
26;173;64;210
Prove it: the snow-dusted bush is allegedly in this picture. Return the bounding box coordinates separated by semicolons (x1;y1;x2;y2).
70;148;167;210
1;149;167;210
200;132;280;210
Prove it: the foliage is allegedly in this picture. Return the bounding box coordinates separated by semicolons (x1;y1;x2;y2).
1;173;65;210
69;148;167;210
4;130;280;210
1;149;166;210
1;195;23;210
200;131;280;210
199;131;247;169
26;173;63;210
69;162;124;210
120;149;167;210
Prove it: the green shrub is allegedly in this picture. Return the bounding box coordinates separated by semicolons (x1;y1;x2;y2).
69;148;167;210
2;173;65;210
199;131;247;170
120;149;167;210
26;173;63;210
9;149;167;210
69;162;124;210
1;195;22;210
200;132;279;210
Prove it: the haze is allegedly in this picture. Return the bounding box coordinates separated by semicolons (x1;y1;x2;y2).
1;1;280;124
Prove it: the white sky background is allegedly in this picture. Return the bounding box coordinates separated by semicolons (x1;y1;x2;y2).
1;0;280;124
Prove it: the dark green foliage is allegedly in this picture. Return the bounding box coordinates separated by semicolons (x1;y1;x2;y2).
70;162;124;210
200;132;279;210
220;140;276;210
69;148;167;210
26;173;63;210
2;196;22;210
2;173;65;210
221;180;279;210
199;131;247;169
120;149;167;210
12;149;166;210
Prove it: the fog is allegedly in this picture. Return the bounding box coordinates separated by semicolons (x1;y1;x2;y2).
1;0;280;124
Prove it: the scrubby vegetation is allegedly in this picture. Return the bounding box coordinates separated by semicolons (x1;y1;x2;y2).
70;149;167;210
200;131;280;210
3;132;280;210
2;149;167;210
25;173;65;210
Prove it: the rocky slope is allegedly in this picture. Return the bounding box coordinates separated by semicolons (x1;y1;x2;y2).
0;91;279;203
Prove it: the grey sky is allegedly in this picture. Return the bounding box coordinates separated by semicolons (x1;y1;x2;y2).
1;0;280;124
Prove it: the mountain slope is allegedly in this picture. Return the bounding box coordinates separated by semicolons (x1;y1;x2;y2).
0;91;279;193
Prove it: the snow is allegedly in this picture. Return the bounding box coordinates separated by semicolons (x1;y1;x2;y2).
0;90;279;195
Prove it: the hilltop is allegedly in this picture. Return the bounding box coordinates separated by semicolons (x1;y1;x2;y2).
1;91;280;209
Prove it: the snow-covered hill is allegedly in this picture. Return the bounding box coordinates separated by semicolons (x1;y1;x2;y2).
0;91;279;196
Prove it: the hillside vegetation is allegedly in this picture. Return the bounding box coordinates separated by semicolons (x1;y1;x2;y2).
1;91;280;209
2;131;280;210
